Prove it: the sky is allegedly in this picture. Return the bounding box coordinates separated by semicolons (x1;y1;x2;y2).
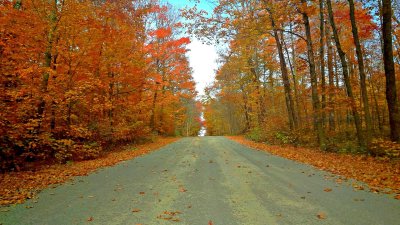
168;0;218;96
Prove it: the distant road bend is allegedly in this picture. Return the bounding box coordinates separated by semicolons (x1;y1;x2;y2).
1;137;399;225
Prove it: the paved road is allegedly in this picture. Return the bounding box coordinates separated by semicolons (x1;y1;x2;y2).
1;137;399;225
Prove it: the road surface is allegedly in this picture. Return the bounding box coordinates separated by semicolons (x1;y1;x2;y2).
1;137;399;224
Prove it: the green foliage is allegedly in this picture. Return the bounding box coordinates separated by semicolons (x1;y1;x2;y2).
245;127;265;142
337;141;362;154
274;131;298;145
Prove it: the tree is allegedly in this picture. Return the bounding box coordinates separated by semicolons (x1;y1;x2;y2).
348;0;372;145
326;0;366;149
300;0;326;149
382;0;400;141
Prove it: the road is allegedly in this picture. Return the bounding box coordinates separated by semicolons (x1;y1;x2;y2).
1;137;399;225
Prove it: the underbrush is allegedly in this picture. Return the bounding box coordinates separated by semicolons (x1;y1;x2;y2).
244;127;400;159
0;125;156;172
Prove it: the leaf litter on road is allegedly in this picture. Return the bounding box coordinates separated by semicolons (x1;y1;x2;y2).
317;212;327;219
0;138;178;206
229;136;400;199
157;210;182;222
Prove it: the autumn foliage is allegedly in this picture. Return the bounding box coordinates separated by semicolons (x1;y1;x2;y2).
186;0;400;155
229;136;400;198
0;137;178;205
0;1;201;171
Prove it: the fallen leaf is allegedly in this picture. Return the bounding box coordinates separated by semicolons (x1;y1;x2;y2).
324;188;332;192
208;220;213;225
179;187;187;192
317;212;326;219
87;216;94;222
132;208;141;213
228;136;400;201
0;138;178;206
139;192;145;195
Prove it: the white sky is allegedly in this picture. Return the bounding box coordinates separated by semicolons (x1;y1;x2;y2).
167;0;218;96
187;39;218;96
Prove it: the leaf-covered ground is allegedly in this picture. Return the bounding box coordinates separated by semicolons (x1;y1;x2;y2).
229;136;400;199
0;137;178;206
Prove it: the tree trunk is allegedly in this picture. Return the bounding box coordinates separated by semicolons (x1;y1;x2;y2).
348;0;372;146
268;12;297;130
319;0;327;127
326;0;366;148
300;0;326;149
37;1;58;133
326;21;336;131
150;89;158;131
283;28;301;126
241;84;251;132
382;0;400;141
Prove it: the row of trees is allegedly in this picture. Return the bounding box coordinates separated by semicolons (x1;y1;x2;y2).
0;0;201;171
190;0;400;153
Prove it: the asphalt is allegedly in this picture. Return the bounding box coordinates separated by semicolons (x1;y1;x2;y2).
1;136;399;225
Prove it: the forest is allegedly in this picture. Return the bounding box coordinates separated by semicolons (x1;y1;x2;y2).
188;0;400;156
0;0;202;171
2;0;400;172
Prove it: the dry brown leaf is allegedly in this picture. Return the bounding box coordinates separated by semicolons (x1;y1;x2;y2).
324;188;332;192
132;208;141;213
317;212;327;219
87;216;94;222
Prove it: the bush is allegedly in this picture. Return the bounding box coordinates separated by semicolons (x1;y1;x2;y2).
370;138;400;159
53;139;101;163
245;127;265;142
274;131;298;145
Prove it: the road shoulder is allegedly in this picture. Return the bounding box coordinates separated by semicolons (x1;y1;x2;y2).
228;136;400;199
0;137;179;206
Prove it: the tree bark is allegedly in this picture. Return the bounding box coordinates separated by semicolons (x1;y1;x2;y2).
382;0;400;141
348;0;372;145
268;12;297;130
300;0;326;149
319;0;327;126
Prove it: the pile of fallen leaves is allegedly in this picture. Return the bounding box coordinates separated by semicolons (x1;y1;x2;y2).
0;137;178;206
229;136;400;199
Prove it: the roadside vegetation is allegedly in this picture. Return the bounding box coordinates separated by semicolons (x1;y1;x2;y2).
185;0;400;159
229;136;400;200
0;1;201;172
0;137;178;206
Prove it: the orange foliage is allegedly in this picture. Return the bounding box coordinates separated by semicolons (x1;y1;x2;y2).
0;137;178;206
0;1;200;171
229;136;400;198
